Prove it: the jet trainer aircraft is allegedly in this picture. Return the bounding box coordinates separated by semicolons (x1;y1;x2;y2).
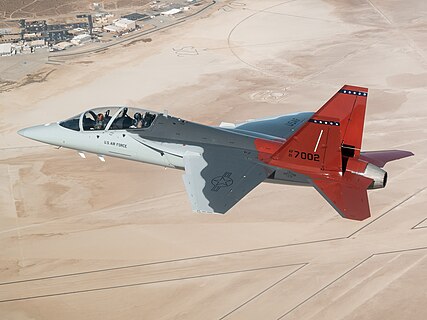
19;85;413;220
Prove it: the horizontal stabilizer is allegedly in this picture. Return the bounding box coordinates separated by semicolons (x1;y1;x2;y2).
311;172;373;221
360;150;414;168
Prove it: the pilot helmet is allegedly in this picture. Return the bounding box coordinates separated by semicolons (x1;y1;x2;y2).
134;112;142;120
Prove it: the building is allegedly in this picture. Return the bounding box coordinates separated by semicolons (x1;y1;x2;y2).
160;8;182;16
69;28;86;36
103;25;122;33
29;39;46;48
0;28;12;35
71;34;91;45
122;13;150;21
0;34;21;43
0;43;12;56
93;12;114;23
104;18;136;33
114;18;136;31
52;41;73;51
23;32;41;40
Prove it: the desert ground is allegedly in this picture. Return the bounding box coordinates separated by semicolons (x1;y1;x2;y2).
1;0;426;319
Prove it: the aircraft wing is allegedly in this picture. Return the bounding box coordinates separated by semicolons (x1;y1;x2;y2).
182;148;273;213
234;112;313;139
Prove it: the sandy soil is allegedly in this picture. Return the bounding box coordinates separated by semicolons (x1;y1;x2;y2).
0;0;426;319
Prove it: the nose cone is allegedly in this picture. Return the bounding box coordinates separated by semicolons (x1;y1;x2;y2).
18;124;58;145
18;127;34;138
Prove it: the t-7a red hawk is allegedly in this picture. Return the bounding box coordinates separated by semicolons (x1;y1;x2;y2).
19;85;413;220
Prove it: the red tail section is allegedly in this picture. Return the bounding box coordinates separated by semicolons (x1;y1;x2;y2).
312;172;372;221
268;85;368;174
269;115;342;173
256;85;413;220
314;85;368;158
261;85;373;220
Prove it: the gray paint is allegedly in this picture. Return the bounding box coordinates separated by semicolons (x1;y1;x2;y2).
129;114;258;151
19;108;317;214
234;112;314;139
185;146;273;213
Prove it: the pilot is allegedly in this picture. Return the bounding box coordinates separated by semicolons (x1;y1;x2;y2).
94;113;105;130
143;112;155;127
132;112;144;128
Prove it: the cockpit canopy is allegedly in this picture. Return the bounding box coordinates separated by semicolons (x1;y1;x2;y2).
59;107;158;132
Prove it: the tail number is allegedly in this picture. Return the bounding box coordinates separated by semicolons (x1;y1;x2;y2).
288;150;320;162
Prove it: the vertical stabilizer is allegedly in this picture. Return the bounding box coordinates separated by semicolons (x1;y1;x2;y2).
315;85;368;158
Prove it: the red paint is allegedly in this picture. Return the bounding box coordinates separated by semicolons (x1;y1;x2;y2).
254;85;373;220
311;172;372;221
345;157;368;174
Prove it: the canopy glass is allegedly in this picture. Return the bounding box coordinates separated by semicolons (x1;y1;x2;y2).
59;107;158;131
